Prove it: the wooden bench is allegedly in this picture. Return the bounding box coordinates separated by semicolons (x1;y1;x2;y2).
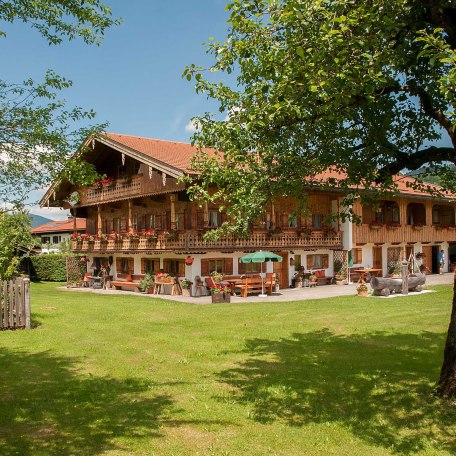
235;277;273;297
311;269;333;286
110;273;144;292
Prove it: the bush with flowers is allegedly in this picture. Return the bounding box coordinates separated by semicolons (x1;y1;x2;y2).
356;283;369;293
180;278;193;288
71;232;82;242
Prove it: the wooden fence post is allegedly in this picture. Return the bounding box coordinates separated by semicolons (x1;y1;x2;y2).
24;278;31;330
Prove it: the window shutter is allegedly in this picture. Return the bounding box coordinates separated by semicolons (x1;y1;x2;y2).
307;255;313;269
163;259;169;273
201;259;209;276
322;255;329;269
128;258;134;274
166;211;171;230
224;258;233;275
141;258;146;274
238;261;245;274
178;260;185;277
116;258;121;272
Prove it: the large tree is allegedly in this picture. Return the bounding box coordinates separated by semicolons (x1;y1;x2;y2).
184;0;456;398
0;1;119;206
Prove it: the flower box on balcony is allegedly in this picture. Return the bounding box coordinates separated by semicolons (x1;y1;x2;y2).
412;225;424;230
299;228;313;237
369;224;383;230
385;224;401;229
268;229;283;237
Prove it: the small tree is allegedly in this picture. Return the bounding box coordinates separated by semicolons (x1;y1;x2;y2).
0;211;36;279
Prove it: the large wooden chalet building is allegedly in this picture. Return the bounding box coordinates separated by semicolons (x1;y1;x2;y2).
41;133;456;288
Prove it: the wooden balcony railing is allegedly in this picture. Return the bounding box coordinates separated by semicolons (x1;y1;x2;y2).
353;224;456;244
79;176;143;206
73;230;343;253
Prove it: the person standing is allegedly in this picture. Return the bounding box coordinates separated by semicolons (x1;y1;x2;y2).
438;249;445;274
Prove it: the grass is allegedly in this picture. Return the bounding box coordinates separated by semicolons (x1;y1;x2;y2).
0;282;455;455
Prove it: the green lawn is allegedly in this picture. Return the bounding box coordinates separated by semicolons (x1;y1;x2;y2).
0;283;454;455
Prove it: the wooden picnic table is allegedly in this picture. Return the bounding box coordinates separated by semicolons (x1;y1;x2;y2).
355;268;382;283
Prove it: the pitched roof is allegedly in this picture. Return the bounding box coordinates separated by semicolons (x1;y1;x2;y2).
105;132;216;175
310;168;453;199
31;218;86;234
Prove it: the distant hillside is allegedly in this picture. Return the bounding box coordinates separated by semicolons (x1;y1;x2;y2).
29;214;53;228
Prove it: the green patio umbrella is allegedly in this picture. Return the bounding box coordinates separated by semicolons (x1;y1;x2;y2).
239;250;283;297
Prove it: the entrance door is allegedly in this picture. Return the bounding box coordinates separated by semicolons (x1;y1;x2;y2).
432;246;440;274
273;252;288;289
421;246;433;274
372;247;382;273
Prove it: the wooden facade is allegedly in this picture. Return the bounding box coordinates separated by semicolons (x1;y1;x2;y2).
41;133;456;284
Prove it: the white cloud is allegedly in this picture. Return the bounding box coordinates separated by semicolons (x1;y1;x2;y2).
185;119;198;132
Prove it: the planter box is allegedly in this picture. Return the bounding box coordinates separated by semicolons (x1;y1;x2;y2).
357;290;369;297
182;287;192;297
211;292;231;303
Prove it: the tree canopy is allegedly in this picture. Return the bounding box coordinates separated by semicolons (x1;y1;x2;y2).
0;1;119;206
184;0;456;234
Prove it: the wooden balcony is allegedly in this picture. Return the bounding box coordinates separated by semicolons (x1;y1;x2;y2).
73;230;343;254
353;224;456;244
79;176;143;206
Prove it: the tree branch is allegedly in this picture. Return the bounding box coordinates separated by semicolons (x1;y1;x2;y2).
378;146;456;176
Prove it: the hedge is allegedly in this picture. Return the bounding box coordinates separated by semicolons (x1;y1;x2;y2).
25;254;87;282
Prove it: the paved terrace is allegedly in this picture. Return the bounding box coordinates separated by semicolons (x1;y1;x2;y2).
62;273;455;304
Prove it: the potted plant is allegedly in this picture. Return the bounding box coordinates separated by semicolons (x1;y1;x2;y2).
412;222;424;230
139;273;155;294
300;226;312;237
180;278;193;297
335;273;346;285
356;283;369;296
294;273;303;287
211;284;230;303
268;228;283;237
309;273;317;284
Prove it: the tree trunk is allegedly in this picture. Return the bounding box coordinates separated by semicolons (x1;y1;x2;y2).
438;270;456;398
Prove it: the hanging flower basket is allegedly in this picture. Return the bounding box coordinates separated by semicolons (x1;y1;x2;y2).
185;256;194;265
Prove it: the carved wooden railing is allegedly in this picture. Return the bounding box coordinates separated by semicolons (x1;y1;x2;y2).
353;224;456;244
73;231;342;253
79;176;143;206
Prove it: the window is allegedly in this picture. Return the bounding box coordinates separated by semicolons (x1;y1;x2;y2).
113;218;121;232
352;248;362;264
41;236;51;244
175;212;184;230
141;258;160;274
306;254;329;269
116;257;134;274
131;216;138;230
288;214;298;228
312;214;323;229
149;214;162;230
201;258;234;276
164;259;185;276
208;210;219;228
52;235;61;244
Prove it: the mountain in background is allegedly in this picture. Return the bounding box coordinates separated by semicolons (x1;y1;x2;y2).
29;214;53;228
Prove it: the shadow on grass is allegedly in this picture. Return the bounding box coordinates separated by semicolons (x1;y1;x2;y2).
217;330;455;454
0;349;173;455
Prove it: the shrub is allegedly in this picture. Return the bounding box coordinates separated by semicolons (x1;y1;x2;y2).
27;254;87;282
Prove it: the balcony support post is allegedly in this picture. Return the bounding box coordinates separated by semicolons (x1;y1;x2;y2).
170;194;177;230
72;208;77;232
127;199;132;231
271;202;276;228
203;202;209;229
97;205;102;235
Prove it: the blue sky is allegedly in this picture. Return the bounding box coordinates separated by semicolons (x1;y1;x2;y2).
0;1;231;218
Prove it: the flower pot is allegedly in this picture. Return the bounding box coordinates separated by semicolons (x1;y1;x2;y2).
146;286;154;294
336;280;346;286
357;290;369;297
211;292;225;303
369;225;382;230
182;287;192;297
295;279;303;288
412;225;424;230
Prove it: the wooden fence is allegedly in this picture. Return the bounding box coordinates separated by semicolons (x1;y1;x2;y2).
0;278;31;330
